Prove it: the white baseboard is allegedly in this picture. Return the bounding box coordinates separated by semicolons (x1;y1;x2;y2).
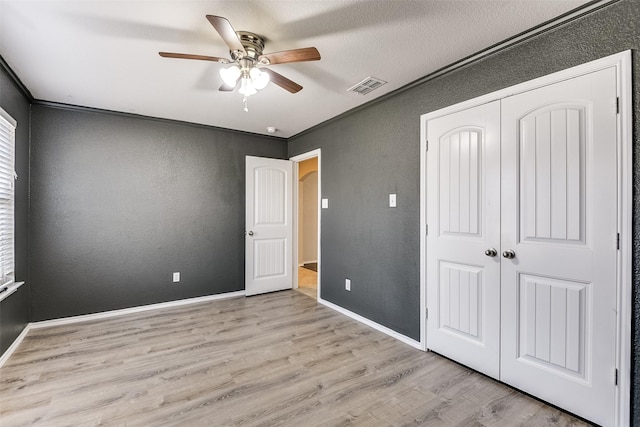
31;291;246;329
0;323;31;369
318;297;422;350
1;290;244;368
1;291;422;370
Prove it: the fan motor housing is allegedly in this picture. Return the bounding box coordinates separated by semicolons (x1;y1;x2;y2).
232;31;266;62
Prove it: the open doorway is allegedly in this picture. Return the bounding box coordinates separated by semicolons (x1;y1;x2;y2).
291;150;320;300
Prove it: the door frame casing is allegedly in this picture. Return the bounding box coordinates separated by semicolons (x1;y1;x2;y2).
419;50;632;426
290;149;321;299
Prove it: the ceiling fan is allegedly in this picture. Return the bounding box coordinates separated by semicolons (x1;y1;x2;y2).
159;15;321;109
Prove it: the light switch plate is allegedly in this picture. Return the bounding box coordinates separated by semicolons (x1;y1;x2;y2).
345;278;351;291
389;193;397;208
173;272;180;283
321;198;329;209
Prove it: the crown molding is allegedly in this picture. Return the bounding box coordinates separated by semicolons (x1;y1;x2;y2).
289;0;619;141
0;55;34;102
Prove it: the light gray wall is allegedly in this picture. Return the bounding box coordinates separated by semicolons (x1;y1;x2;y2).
301;171;318;264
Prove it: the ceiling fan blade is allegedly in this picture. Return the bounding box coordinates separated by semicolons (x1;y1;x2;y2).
206;15;246;54
262;68;303;93
219;82;236;92
259;47;321;65
159;52;229;63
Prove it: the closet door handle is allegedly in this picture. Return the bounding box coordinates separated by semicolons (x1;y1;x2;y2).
485;248;498;257
502;249;516;259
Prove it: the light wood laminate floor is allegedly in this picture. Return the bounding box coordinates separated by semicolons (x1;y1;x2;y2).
0;291;589;426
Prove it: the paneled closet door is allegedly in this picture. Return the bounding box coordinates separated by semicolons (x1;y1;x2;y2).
426;101;501;379
500;67;618;427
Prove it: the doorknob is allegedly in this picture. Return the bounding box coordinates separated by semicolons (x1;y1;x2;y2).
246;231;254;236
502;249;516;259
484;248;498;257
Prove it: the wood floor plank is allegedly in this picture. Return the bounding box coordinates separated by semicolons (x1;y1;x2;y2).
0;291;590;426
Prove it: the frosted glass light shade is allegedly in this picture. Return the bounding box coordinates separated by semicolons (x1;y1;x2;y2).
250;68;270;90
238;77;257;96
219;65;241;87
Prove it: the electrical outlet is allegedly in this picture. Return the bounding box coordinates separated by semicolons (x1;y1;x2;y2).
389;193;397;207
172;272;180;283
345;278;351;291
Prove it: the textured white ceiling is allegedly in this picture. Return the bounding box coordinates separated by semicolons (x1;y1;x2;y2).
0;0;593;137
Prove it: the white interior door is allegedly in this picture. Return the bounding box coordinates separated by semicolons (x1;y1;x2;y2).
425;66;619;426
426;101;501;379
500;67;618;427
245;156;293;296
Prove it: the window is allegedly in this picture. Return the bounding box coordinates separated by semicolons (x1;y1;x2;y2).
0;107;16;288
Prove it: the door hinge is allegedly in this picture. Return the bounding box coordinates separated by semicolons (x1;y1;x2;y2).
425;308;429;319
426;140;429;151
617;233;620;250
615;368;618;385
425;224;428;236
616;97;620;114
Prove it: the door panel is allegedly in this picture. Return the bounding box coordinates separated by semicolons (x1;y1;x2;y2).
439;130;482;236
500;67;617;426
519;104;586;243
438;262;482;339
245;156;293;296
426;101;501;379
518;274;587;377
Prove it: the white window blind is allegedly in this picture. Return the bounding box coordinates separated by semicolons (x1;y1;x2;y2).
0;108;16;287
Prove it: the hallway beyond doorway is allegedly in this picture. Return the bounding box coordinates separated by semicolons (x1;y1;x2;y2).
297;266;317;299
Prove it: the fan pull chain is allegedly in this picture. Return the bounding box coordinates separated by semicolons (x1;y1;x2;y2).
243;96;249;112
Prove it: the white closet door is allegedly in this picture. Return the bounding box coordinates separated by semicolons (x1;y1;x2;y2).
426;101;501;379
500;67;617;426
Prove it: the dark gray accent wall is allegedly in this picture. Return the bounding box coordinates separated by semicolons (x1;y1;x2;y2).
293;109;421;340
288;0;640;421
0;65;30;355
29;105;287;321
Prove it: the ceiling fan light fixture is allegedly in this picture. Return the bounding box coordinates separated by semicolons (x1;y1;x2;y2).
235;66;270;96
160;15;321;110
220;65;241;87
239;77;258;96
250;67;270;90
